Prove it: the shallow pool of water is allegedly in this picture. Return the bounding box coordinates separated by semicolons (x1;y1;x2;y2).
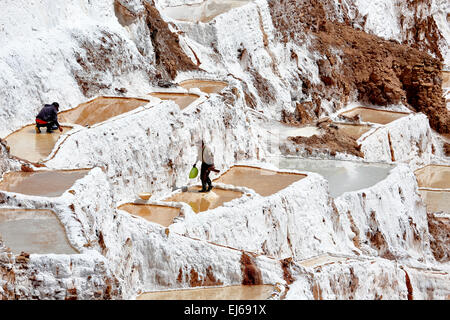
415;165;450;189
0;169;89;197
59;97;149;127
268;157;393;198
149;92;199;110
137;284;274;300
4;124;70;163
118;203;181;227
179;80;228;94
340;107;409;125
162;0;252;23
335;123;373;140
163;186;243;213
215;165;306;197
419;190;449;213
0;209;78;254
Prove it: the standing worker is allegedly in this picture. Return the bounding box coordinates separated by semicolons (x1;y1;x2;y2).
35;102;63;133
193;140;219;192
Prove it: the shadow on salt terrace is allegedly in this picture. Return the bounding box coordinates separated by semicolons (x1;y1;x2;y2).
266;156;395;198
414;164;450;214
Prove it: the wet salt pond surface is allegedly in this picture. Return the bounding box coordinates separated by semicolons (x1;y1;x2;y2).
163;186;243;213
161;0;252;23
0;209;78;254
4;125;71;163
137;284;274;300
335;123;373;140
215;165;306;197
340;107;410;125
0;169;89;197
414;165;450;189
268;157;393;198
59;97;149;127
149;92;199;110
118;203;181;227
419;190;449;213
415;165;449;213
179;79;228;94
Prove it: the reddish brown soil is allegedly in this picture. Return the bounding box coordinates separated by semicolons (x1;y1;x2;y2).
268;0;449;134
240;252;263;285
427;214;450;263
288;122;364;158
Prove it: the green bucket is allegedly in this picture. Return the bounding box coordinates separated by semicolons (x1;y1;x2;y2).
189;166;199;179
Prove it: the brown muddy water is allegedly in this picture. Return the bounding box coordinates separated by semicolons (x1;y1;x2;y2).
0;169;89;197
118;203;181;227
340;107;410;125
179;79;228;94
137;284;274;300
163;186;243;213
58;97;149;127
215;165;306;197
4;124;71;163
149;92;200;110
0;209;78;254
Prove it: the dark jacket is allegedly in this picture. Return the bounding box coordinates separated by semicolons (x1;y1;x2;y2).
36;104;60;126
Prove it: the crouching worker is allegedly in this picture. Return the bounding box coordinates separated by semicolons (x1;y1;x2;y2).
194;140;220;192
35;102;63;133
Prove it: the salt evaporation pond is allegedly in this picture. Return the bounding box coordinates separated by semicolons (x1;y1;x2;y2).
340;107;409;125
414;165;449;213
215;165;306;197
179;79;228;94
163;186;243;213
137;284;274;300
0;169;89;197
161;0;252;23
0;209;78;254
335;123;373;140
269;157;393;198
4;124;71;163
59;96;149;127
149;92;199;110
118;203;181;227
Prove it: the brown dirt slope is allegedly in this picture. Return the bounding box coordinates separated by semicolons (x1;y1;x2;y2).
268;0;449;134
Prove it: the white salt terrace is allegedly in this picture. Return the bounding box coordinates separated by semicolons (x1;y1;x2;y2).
161;0;253;23
0;209;78;255
268;156;394;198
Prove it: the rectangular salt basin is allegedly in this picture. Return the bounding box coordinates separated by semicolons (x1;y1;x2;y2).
414;165;450;189
419;190;450;213
269;157;393;198
118;203;181;227
149;92;199;110
0;209;78;255
179;80;228;94
161;0;252;23
58;96;149;127
335;123;373;140
0;169;89;197
214;166;306;197
137;285;274;300
163;186;243;213
340;107;409;125
4;124;71;163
